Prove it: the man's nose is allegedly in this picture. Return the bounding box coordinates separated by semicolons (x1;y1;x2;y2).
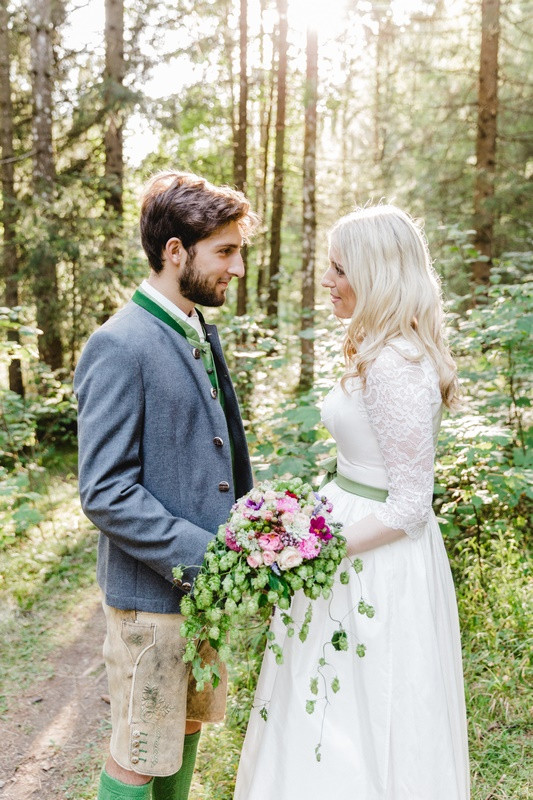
229;253;245;278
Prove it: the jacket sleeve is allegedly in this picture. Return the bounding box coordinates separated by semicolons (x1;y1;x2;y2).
74;329;213;583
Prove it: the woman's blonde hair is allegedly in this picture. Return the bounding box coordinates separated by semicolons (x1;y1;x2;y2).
330;204;459;408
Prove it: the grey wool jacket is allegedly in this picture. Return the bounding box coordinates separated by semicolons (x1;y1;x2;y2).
74;300;253;613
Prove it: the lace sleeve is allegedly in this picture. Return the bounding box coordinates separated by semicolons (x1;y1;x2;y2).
362;346;438;539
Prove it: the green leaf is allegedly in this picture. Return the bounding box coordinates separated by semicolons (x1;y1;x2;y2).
331;629;348;651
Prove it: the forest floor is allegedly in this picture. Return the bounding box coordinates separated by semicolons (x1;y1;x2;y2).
0;591;109;800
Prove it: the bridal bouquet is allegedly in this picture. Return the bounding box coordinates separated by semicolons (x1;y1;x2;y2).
173;477;351;692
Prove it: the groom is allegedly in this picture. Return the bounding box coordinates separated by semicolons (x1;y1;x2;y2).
74;171;256;800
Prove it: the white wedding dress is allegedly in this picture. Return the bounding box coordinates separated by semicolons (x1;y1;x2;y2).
234;341;470;800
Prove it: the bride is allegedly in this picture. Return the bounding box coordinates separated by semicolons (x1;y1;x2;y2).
234;205;470;799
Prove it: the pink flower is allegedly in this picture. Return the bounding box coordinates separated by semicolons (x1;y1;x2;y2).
258;533;283;552
247;552;263;568
277;547;303;571
262;550;276;566
225;528;242;552
298;534;321;560
276;495;299;513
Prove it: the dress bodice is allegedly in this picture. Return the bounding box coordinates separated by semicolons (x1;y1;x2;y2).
321;340;443;538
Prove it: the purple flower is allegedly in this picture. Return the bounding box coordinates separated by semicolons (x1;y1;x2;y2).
245;497;264;511
310;516;333;541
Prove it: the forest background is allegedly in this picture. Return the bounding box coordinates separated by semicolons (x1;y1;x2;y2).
0;0;531;797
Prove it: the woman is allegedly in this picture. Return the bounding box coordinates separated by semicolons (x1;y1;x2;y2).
234;205;470;799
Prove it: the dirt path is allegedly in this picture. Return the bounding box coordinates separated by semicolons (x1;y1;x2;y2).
0;598;109;800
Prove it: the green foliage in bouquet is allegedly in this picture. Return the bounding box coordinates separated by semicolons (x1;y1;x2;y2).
173;477;366;693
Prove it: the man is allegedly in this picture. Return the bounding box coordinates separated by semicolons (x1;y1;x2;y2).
74;171;257;800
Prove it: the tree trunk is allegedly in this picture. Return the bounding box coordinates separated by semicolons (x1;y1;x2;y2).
101;0;125;323
298;27;318;393
234;0;248;317
256;10;275;306
0;0;23;395
29;0;63;370
472;0;500;286
266;0;288;324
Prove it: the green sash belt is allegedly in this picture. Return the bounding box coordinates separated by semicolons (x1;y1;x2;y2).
319;455;388;503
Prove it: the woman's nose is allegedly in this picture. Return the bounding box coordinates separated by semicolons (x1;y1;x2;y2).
321;266;334;287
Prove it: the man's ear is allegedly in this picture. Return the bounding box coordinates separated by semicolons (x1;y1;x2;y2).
164;237;186;269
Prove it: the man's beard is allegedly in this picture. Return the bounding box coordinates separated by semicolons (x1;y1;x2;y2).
178;248;225;307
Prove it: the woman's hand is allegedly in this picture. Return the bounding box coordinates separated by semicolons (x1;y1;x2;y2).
343;514;405;557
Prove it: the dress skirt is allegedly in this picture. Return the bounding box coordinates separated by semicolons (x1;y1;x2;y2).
233;480;470;800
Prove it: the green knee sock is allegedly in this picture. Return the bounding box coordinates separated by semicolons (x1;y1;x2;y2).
151;730;201;800
98;768;152;800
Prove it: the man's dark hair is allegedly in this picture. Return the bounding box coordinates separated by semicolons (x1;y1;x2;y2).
140;171;258;273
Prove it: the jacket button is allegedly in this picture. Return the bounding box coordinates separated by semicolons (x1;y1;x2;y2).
210;387;218;399
213;437;223;447
131;756;139;764
181;581;192;593
218;481;230;492
192;347;201;359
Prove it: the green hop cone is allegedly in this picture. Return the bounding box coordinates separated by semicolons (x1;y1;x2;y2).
278;596;290;610
184;642;197;662
219;556;231;571
339;571;350;585
180;596;194;616
246;597;259;614
352;558;363;573
208;626;220;640
306;700;316;714
331;676;341;693
218;644;231;662
195;591;212;610
356;643;366;658
366;605;375;618
224;598;237;614
234;570;246;586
